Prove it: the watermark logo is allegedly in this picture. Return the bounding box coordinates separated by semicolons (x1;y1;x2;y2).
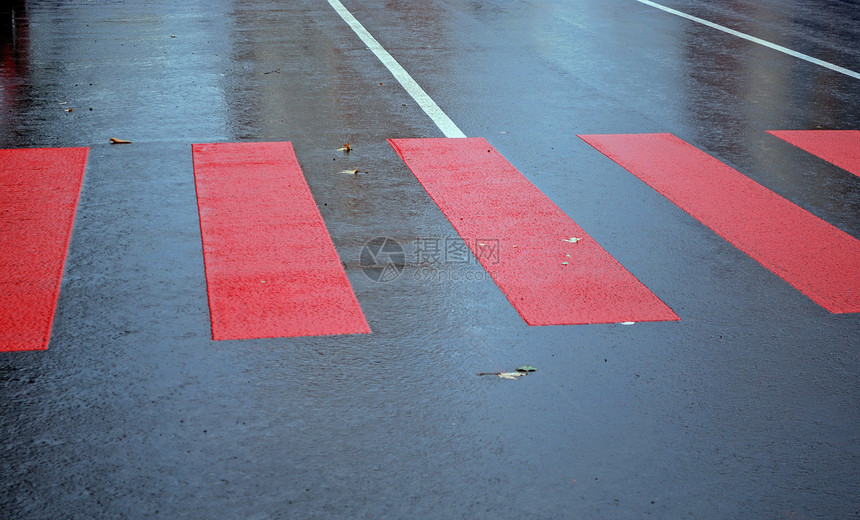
361;236;502;283
360;236;406;283
415;237;500;265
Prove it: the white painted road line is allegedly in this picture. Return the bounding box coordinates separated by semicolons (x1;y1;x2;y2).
634;0;860;80
326;0;467;138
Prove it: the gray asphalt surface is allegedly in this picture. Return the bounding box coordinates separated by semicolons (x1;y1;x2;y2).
1;0;859;518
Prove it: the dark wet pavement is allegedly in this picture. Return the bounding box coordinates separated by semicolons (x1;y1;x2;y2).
2;0;859;518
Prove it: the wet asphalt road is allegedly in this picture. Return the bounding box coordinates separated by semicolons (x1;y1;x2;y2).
2;0;859;518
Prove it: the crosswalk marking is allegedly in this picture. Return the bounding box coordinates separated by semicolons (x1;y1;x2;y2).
0;147;89;351
3;130;855;351
390;137;679;325
191;142;370;340
768;130;860;178
580;133;860;313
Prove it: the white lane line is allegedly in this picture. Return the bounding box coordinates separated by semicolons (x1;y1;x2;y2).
634;0;860;80
327;0;467;138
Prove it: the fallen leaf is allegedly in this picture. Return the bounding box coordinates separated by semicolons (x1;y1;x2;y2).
64;108;74;112
498;372;524;380
563;237;583;243
338;141;352;152
561;262;569;266
516;365;537;372
340;168;361;175
109;138;132;144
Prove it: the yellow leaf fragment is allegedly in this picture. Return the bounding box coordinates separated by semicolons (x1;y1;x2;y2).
338;141;352;153
563;237;583;243
109;138;132;144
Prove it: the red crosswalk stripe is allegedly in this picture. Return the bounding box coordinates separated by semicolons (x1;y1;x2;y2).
192;142;370;340
768;130;860;178
389;137;679;325
580;133;860;313
1;147;89;351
